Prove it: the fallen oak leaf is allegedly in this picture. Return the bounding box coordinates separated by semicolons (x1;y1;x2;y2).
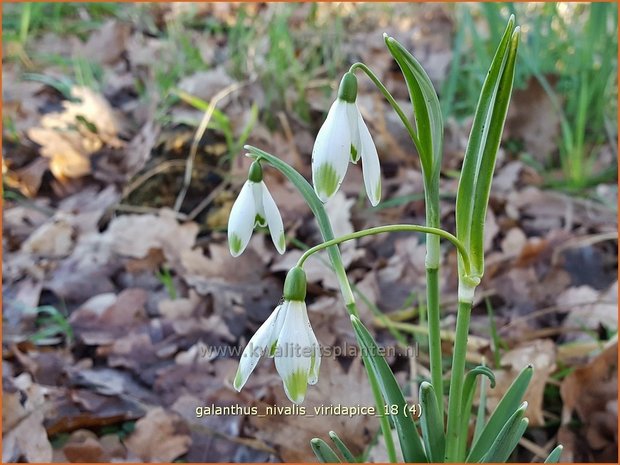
124;407;192;462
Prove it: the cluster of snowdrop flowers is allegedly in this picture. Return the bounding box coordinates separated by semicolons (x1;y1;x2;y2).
227;161;285;257
312;72;381;206
227;71;383;403
233;267;320;404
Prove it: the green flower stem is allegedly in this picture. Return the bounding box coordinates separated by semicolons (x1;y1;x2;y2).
445;298;474;462
351;60;445;417
296;224;472;280
425;266;443;416
349;62;422;152
244;145;396;462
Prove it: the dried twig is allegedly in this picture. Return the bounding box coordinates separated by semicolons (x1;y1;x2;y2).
173;80;248;212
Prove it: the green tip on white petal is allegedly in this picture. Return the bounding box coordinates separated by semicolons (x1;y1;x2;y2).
233;368;244;391
283;370;309;404
314;163;340;201
229;233;243;257
278;233;286;253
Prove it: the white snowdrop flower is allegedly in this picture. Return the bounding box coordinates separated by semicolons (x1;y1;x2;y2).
228;161;286;257
312;72;382;206
233;267;320;404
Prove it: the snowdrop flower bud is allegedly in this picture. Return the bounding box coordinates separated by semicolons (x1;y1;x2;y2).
233;267;321;404
228;161;286;257
312;72;382;206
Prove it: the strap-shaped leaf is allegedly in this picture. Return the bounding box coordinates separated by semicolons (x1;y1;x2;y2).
473;365;490;443
328;431;357;463
467;365;533;462
456;365;496;459
351;315;428;462
480;404;528;462
419;381;445;462
311;438;342;463
544;445;564;463
383;35;444;189
455;15;516;278
468;28;520;275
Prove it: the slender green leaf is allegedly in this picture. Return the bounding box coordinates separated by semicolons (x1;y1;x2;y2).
467;365;533;462
473;366;489;444
383;35;443;188
457;365;496;458
469;28;520;275
328;431;356;463
419;381;445;462
544;445;564;463
455;15;515;278
351;315;428;462
480;403;528;462
311;438;341;463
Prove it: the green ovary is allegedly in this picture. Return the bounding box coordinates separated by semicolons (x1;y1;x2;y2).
315;163;339;198
229;234;243;255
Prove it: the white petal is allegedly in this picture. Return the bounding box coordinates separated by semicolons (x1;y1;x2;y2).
260;182;286;254
347;103;361;163
274;301;313;404
228;181;257;256
251;181;266;227
358;111;381;206
233;305;284;391
312;100;351;202
302;307;321;385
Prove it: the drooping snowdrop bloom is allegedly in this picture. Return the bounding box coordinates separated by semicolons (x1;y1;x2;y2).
233;267;320;404
228;161;286;257
312;72;382;206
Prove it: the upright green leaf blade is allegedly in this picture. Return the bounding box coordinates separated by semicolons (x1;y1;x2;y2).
311;438;342;463
467;365;533;462
328;431;357;463
351;316;428;462
384;35;444;186
469;28;520;275
457;365;496;459
455;15;515;278
544;445;564;463
480;404;528;463
419;381;445;462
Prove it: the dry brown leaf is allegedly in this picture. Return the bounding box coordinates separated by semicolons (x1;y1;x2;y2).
106;210;199;265
505;77;561;163
21;216;75;258
177;67;235;102
557;282;618;342
27;86;124;181
78;20;131;65
125;407;192;462
70;289;148;345
486;339;556;427
62;429;109;463
560;339;618;462
2;409;53;463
